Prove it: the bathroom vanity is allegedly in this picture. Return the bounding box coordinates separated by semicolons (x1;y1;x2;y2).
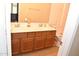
11;23;56;55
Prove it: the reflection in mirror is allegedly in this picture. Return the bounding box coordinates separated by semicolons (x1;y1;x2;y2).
11;3;18;22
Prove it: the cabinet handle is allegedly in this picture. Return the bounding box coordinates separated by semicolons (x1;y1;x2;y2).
54;36;62;46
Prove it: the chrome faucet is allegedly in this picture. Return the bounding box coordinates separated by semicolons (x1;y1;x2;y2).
25;17;31;27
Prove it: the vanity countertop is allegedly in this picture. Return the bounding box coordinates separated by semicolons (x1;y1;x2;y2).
11;22;56;33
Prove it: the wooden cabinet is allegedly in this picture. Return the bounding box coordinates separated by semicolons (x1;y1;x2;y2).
11;33;34;55
11;31;56;55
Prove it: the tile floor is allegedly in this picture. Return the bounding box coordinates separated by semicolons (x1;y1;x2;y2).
17;47;59;56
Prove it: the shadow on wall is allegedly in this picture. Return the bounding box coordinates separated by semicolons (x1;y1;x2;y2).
68;21;79;56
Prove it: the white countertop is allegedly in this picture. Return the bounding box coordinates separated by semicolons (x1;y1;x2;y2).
11;22;56;33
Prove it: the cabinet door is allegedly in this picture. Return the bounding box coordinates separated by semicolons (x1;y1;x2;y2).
45;31;56;48
45;37;55;48
21;38;33;53
34;37;44;50
12;38;20;55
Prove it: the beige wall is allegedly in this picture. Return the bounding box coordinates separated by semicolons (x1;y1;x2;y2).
18;3;70;36
49;3;70;36
19;3;51;23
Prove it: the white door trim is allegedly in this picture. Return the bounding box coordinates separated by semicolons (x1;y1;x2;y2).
5;3;12;56
58;2;79;56
6;2;79;56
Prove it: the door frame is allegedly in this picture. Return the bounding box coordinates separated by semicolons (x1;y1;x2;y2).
57;2;79;55
6;3;12;56
5;2;79;56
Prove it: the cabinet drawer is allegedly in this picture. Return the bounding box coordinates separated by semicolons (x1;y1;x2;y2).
35;32;42;37
47;31;56;36
47;31;56;38
27;32;35;38
41;32;47;38
35;37;42;40
47;36;55;39
28;37;34;40
11;33;27;39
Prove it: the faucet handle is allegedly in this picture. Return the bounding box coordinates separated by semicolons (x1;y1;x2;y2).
15;23;20;27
